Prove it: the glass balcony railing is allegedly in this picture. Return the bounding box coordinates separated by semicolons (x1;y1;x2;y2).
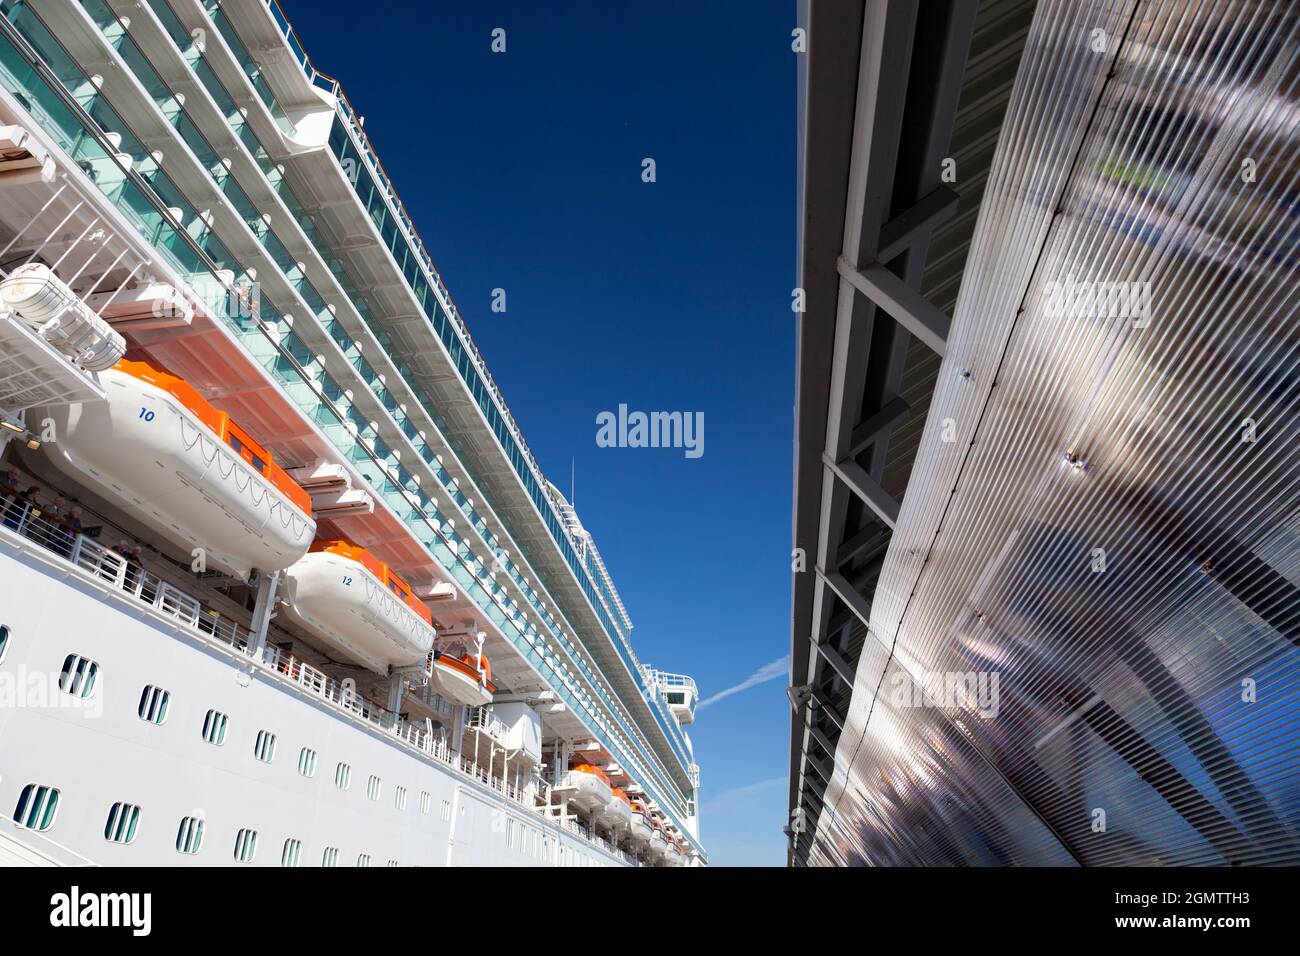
140;0;696;778
0;1;702;842
0;9;699;848
106;0;687;787
233;0;667;723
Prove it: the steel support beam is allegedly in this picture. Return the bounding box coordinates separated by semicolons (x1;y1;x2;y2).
876;185;960;263
845;395;910;459
822;451;901;528
837;257;951;357
809;627;858;686
818;568;875;636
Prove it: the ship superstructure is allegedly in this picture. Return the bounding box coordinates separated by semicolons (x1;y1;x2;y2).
0;0;703;867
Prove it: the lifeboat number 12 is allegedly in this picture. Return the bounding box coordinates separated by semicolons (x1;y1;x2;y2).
138;407;156;422
341;575;353;586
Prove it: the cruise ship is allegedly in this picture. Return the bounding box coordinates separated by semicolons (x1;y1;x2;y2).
790;0;1300;866
0;0;703;867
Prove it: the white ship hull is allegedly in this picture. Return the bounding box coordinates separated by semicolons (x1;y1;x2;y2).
281;551;434;674
32;371;315;579
0;536;629;867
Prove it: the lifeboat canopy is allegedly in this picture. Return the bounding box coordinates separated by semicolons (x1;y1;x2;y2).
281;539;435;675
31;358;314;578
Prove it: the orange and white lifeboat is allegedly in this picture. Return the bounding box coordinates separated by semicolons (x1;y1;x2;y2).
596;786;634;832
281;540;435;674
627;801;654;845
430;642;495;707
560;763;613;813
32;358;314;578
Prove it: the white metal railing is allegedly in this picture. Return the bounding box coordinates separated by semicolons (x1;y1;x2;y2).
464;705;508;740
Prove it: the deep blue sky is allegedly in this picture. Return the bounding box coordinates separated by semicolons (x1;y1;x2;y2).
283;0;795;865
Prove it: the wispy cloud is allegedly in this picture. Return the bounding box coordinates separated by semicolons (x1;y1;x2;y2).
701;776;786;813
697;655;789;710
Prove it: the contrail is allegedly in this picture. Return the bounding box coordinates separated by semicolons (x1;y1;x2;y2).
701;776;785;812
697;655;789;710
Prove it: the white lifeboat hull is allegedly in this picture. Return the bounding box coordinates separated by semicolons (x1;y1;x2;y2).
33;371;314;578
596;798;633;832
430;657;493;707
281;551;434;674
628;814;653;845
560;770;612;813
648;831;668;859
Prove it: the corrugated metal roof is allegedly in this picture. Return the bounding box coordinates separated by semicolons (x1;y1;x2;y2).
810;0;1300;866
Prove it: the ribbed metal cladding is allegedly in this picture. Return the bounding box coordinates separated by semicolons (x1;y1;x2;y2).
811;0;1300;866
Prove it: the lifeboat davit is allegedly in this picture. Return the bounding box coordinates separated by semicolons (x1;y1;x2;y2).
561;763;612;813
430;643;495;706
627;801;654;845
596;786;633;831
32;359;314;578
281;540;435;674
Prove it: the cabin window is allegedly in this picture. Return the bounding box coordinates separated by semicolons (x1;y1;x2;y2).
394;785;407;811
104;802;141;844
335;762;352;790
356;853;371;868
202;709;228;745
58;654;99;698
367;775;381;801
253;730;276;763
321;846;339;867
176;816;204;854
13;784;60;831
0;624;9;664
233;828;258;863
419;791;431;814
440;799;451;821
666;692;685;705
281;838;302;867
297;747;317;777
137;685;170;724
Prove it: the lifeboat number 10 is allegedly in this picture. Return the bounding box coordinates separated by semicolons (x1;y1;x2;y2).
138;407;157;422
